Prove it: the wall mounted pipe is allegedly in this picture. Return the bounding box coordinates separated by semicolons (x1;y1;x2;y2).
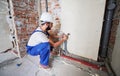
62;33;70;55
105;58;116;76
45;0;48;12
38;0;42;26
99;0;116;58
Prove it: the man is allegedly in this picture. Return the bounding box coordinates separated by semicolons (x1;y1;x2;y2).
26;12;68;69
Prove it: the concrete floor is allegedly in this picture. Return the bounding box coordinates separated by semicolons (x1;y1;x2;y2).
0;52;108;76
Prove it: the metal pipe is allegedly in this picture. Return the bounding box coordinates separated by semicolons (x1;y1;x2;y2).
45;0;48;12
99;0;116;58
105;58;116;76
63;33;70;54
38;0;41;26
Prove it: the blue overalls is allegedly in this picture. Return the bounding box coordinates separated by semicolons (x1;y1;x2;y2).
26;30;50;66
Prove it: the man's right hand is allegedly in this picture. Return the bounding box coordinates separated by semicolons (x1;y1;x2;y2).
62;34;68;41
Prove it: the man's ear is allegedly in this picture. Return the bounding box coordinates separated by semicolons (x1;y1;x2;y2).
44;23;48;27
45;22;49;26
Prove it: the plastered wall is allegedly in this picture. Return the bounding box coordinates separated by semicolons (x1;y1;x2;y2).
0;0;12;52
60;0;106;61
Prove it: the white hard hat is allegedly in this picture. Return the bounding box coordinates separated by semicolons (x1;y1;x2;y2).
40;12;53;23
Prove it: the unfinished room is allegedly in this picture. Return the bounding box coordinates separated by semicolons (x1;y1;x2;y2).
0;0;120;76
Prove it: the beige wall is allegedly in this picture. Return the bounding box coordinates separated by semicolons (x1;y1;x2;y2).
60;0;106;61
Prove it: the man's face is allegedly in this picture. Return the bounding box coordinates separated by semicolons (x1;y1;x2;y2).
46;22;53;31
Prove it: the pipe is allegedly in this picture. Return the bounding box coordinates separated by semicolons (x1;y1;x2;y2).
63;33;70;54
105;58;116;76
38;0;42;26
45;0;48;12
99;0;116;58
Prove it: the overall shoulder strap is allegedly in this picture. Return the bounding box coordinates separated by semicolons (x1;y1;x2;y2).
32;30;43;34
32;30;50;38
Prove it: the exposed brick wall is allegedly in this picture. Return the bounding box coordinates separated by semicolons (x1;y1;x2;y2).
41;0;61;30
108;0;120;61
12;0;61;55
12;0;39;53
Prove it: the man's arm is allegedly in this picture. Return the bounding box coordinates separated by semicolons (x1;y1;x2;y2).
49;34;68;48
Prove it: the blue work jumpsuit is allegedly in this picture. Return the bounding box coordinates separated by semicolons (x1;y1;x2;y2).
26;30;50;66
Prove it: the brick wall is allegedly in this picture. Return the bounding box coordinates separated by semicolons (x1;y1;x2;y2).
41;0;61;29
12;0;61;55
12;0;39;54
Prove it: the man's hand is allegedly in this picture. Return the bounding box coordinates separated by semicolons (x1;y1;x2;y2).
62;34;68;41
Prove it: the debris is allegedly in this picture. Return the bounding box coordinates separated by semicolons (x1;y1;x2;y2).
0;48;12;54
95;73;99;76
16;63;22;67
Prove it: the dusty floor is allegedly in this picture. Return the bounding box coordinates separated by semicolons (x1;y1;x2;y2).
0;52;108;76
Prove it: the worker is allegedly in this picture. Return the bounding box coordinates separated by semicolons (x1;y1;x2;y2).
26;12;68;69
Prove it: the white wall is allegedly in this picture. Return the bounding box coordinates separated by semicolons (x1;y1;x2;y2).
60;0;106;61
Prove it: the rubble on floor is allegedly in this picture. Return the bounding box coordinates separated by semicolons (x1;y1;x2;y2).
0;53;108;76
